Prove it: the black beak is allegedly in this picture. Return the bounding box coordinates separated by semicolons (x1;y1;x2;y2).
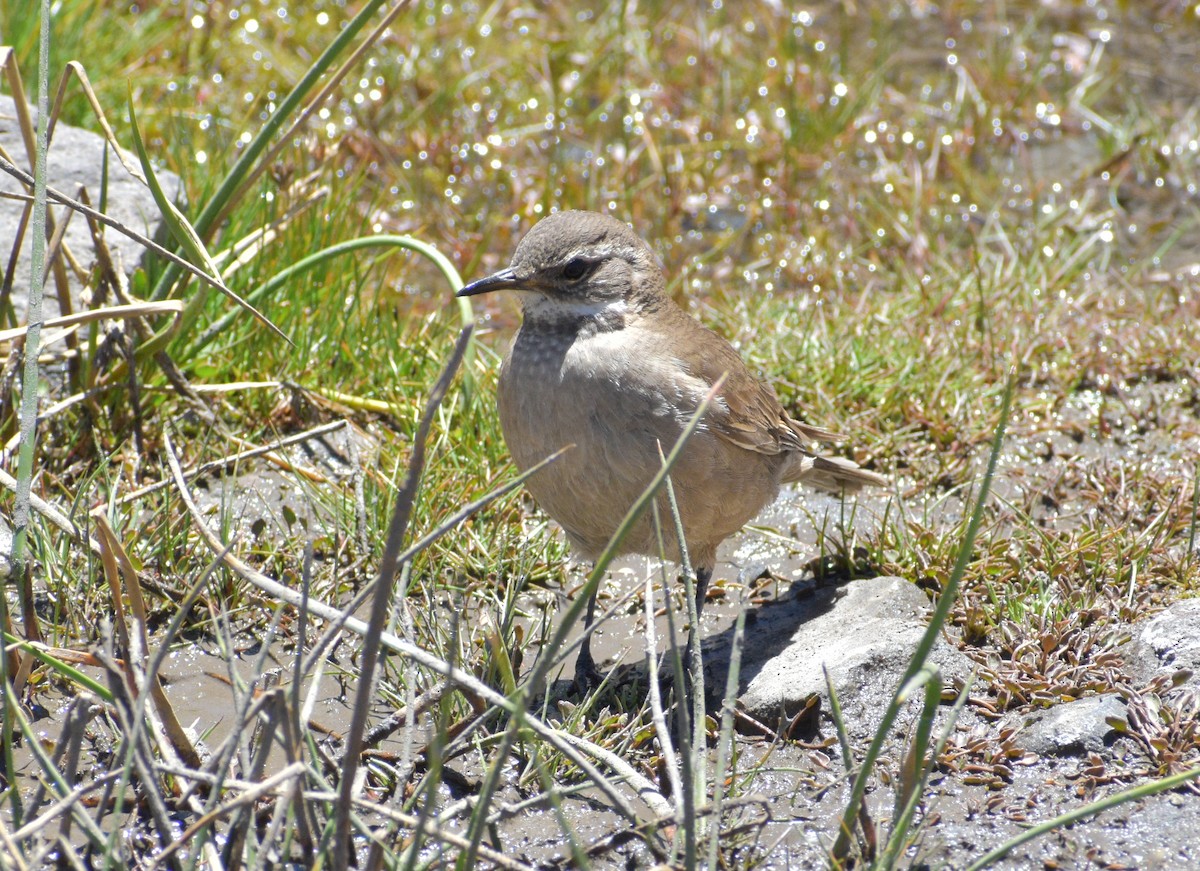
457;267;521;297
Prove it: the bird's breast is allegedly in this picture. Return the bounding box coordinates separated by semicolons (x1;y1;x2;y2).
494;322;783;563
499;324;708;462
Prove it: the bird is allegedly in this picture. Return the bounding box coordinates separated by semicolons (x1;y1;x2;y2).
458;210;887;687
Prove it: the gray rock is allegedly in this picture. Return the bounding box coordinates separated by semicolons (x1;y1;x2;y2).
718;575;973;734
1122;598;1200;686
0;93;182;321
1018;694;1127;756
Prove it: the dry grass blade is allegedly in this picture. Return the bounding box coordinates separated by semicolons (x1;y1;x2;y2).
47;61;149;183
657;459;704;866
210;181;329;275
220;428;334;484
334;325;472;864
114;418;346;506
0;466;100;554
92;514;202;770
5;52;292;346
394;444;571;564
90;516;136;687
1;685;111;852
0;46;37;159
18;701;106;862
0;299;182;344
11;771;121;845
339;792;539;871
0;825;30;871
0;50;43;315
37;189;77;356
643;572;683;806
148;762;307;870
361;681;451;749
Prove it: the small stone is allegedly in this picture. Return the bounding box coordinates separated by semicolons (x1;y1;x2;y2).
0;93;182;322
714;575;973;735
1018;694;1127;757
1122;599;1200;687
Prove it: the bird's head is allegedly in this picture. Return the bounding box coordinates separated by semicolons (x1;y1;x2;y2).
458;211;665;326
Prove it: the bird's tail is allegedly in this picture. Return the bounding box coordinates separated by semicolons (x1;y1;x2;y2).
786;453;889;494
788;419;843;443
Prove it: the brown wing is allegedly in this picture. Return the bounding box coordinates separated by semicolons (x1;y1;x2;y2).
655;304;842;455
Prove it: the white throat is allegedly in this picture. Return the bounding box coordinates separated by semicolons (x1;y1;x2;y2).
520;292;629;324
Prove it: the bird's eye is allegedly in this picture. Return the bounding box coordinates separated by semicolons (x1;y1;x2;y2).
562;258;591;281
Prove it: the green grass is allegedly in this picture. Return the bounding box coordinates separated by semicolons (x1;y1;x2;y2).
2;0;1199;867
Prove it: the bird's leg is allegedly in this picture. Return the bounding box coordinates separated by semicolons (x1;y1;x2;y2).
693;565;711;617
683;566;711;663
573;579;603;690
682;565;712;698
